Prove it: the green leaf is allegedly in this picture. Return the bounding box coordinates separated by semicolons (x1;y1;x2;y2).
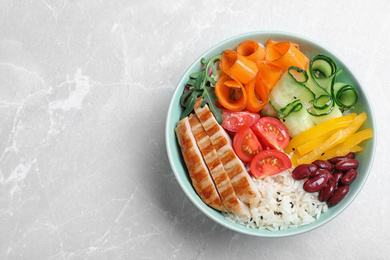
208;77;217;86
211;64;218;76
202;91;223;125
179;54;223;123
180;88;195;106
194;72;205;90
186;79;196;86
189;72;200;79
180;91;198;120
204;86;215;92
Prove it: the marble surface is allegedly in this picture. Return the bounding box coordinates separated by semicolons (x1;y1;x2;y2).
0;0;389;259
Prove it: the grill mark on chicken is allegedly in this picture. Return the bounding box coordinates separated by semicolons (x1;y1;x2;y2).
194;98;261;207
175;117;226;212
188;114;251;218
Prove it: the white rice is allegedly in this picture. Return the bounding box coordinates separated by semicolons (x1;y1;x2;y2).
222;168;328;231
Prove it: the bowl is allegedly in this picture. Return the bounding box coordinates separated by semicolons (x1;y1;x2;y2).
165;31;376;237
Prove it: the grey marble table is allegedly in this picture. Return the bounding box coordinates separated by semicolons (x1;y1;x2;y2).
0;0;389;259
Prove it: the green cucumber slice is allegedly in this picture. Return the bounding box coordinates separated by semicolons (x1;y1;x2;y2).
278;100;316;138
306;54;337;95
332;82;358;110
260;102;278;117
269;67;315;111
309;103;343;125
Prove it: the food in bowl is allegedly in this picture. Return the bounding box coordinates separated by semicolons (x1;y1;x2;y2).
170;33;374;233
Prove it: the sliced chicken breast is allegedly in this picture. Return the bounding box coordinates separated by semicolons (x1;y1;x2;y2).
188;113;251;218
175;117;226;212
194;98;261;207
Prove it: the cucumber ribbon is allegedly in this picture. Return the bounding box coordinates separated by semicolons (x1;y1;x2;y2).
273;54;358;121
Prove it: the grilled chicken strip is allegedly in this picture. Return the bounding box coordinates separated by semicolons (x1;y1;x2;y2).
194;98;261;207
188;114;251;218
175;117;226;212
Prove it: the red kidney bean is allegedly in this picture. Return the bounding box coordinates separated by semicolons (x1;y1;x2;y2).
335;159;359;171
341;169;358;185
327;186;349;206
292;164;318;180
303;172;328;192
318;181;337;202
309;169;319;178
328;152;355;164
313;160;333;172
315;169;333;182
333;172;344;185
325;171;334;182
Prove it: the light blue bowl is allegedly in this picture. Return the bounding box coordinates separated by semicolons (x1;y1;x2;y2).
165;31;376;237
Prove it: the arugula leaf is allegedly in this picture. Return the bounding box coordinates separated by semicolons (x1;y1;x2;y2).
211;63;218;76
189;72;200;79
180;88;194;106
180;91;198;120
202;90;224;125
186;79;196;86
194;72;205;90
209;77;217;86
179;55;223;123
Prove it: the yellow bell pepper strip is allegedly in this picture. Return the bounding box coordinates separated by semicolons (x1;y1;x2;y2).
350;145;363;153
318;128;373;160
290;150;301;167
297;112;367;165
297;129;339;156
285;113;357;154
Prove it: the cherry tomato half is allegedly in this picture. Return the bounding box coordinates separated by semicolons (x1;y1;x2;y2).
250;116;290;150
221;109;260;132
233;125;263;162
250;150;292;178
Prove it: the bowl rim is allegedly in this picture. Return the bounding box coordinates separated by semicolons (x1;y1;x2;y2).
165;30;377;237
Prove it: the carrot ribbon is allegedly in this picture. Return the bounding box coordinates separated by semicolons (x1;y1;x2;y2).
237;40;265;63
256;61;282;91
220;50;258;84
215;74;248;111
244;75;269;113
265;40;309;72
216;39;309;113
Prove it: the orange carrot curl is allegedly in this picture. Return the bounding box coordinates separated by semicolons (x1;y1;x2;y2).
237;40;265;63
220;50;258;84
215;74;248;111
256;61;282;91
244;76;269;113
265;40;309;72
